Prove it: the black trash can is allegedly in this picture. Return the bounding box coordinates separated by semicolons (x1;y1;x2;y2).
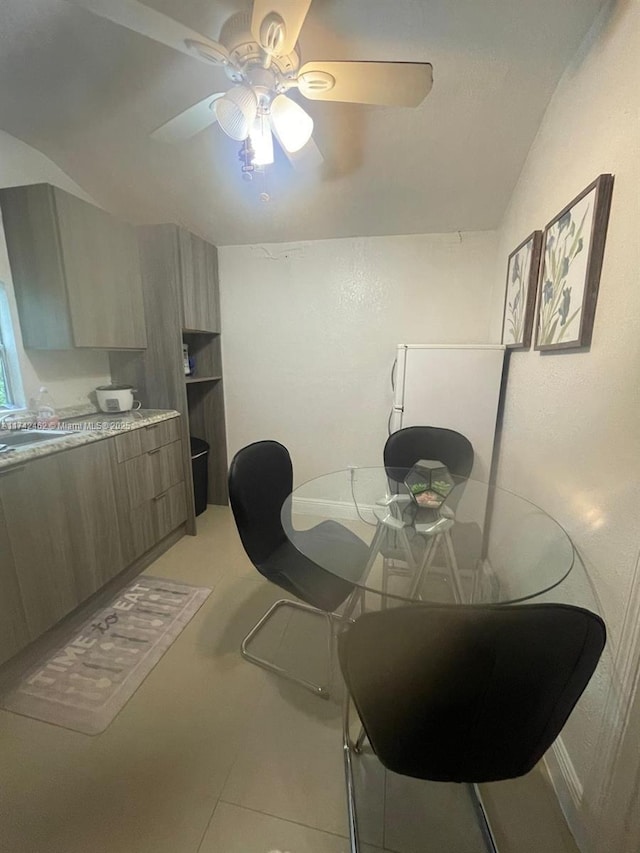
190;436;209;517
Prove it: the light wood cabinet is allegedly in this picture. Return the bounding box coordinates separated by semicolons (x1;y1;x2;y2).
113;422;188;565
0;494;30;665
109;225;228;519
0;458;78;640
58;440;125;599
0;183;147;350
120;441;184;510
0;417;187;664
178;228;220;333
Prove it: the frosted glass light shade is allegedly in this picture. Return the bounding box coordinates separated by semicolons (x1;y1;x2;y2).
269;94;314;153
213;85;258;141
249;114;275;166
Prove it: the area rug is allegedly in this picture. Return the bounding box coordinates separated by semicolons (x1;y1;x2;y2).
1;577;210;735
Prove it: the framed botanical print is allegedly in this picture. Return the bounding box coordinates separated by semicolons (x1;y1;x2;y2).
501;231;543;349
535;174;614;351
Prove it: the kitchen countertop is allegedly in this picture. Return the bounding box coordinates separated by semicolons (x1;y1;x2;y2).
0;409;180;471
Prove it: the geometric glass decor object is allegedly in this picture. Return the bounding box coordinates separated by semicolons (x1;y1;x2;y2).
404;459;454;509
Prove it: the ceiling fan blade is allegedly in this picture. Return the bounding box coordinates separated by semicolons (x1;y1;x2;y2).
63;0;230;66
251;0;312;56
282;135;324;172
298;60;433;107
151;94;225;143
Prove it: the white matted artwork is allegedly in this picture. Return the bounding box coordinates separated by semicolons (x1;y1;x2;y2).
501;231;542;349
535;174;614;351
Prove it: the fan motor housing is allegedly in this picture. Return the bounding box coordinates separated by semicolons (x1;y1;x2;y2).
220;12;300;81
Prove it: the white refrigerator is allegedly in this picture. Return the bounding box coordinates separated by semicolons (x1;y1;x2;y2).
390;344;506;484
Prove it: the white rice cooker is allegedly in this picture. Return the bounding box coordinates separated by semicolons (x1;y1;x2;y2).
95;384;141;413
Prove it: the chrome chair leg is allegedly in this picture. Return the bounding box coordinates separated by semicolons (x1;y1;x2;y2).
443;530;465;603
469;783;499;853
343;690;499;853
342;586;364;623
354;725;367;754
409;533;439;598
343;690;362;853
241;599;337;699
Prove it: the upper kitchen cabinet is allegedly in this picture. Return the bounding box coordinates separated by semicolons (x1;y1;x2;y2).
178;228;221;333
0;183;146;350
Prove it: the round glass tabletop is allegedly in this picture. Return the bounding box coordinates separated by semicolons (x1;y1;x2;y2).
282;467;575;605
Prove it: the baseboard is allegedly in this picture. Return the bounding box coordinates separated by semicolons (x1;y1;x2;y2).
292;495;373;522
544;737;587;851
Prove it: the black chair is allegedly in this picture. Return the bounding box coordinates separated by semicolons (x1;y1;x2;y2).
228;440;370;698
338;603;606;852
382;426;475;602
384;425;474;483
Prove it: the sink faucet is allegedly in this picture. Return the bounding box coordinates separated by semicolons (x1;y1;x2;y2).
0;410;30;427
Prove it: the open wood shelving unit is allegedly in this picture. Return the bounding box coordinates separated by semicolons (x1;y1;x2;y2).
109;225;228;536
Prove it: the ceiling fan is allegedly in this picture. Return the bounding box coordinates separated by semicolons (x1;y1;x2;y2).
63;0;433;175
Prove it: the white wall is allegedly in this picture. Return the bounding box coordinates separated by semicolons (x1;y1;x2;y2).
488;0;640;848
220;231;498;484
0;131;111;410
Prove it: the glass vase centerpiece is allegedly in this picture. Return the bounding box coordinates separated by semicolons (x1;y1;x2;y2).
404;459;455;510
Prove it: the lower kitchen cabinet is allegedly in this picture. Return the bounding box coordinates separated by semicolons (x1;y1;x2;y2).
58;440;125;599
113;421;188;564
0;416;188;665
124;481;187;564
0;457;79;642
0;499;30;665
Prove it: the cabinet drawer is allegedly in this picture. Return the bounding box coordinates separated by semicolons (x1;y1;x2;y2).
121;440;184;509
114;429;143;463
125;501;156;564
153;481;188;541
124;482;187;563
141;418;180;453
148;440;184;497
114;417;181;462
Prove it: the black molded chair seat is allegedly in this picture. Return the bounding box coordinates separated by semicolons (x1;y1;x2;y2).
272;521;368;613
338;602;606;851
339;602;606;783
384;425;474;483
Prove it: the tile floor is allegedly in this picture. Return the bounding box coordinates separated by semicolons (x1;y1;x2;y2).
0;507;580;853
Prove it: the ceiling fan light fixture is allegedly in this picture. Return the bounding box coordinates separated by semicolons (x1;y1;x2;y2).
213;85;258;141
270;94;314;153
249;114;275;166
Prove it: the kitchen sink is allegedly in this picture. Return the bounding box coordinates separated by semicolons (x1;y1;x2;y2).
0;429;72;450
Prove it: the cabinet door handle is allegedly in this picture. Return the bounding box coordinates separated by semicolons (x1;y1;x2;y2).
148;448;161;456
153;492;167;502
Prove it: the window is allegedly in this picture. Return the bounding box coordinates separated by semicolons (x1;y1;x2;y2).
0;284;24;410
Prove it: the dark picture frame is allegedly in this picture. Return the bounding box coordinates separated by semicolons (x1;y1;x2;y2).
535;174;614;351
500;230;543;349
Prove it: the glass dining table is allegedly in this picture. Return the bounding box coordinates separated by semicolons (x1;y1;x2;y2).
281;467;576;610
281;468;592;853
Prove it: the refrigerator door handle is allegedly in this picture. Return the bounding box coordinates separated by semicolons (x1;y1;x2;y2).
391;358;398;392
389;407;403;435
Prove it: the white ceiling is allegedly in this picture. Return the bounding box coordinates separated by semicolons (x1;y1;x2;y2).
0;0;605;245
